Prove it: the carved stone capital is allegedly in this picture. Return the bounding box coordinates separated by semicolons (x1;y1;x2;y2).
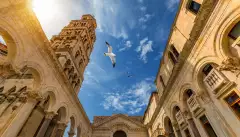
68;131;75;137
27;91;42;101
218;57;240;76
44;111;57;120
57;122;68;130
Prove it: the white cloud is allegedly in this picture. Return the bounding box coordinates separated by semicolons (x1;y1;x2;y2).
154;51;163;60
140;6;147;12
139;14;153;23
102;78;156;114
165;0;179;12
119;40;133;52
136;37;153;63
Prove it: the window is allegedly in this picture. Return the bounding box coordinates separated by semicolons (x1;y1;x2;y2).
188;1;201;14
184;129;191;137
169;52;177;64
228;22;240;40
171;45;179;58
200;115;217;137
225;91;240;119
168;45;179;65
186;89;193;98
202;64;213;76
159;75;165;88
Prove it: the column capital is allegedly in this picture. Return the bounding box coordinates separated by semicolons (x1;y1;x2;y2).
27;91;43;101
57;121;68;130
68;131;75;137
45;111;57;120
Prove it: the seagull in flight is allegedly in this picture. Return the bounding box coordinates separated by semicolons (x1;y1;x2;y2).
126;72;134;78
104;41;116;68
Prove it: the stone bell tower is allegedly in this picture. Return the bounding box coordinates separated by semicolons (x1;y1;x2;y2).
50;14;97;93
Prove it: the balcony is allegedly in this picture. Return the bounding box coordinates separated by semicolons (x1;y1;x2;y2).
203;68;227;94
175;111;185;126
187;95;201;114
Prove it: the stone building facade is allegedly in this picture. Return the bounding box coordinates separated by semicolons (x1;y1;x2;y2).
1;0;240;137
144;0;240;137
0;0;96;137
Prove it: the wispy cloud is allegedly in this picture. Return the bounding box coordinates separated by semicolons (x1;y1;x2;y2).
165;0;179;12
154;51;163;60
140;6;147;12
119;40;133;52
102;77;155;114
139;14;153;23
136;37;153;63
137;0;144;3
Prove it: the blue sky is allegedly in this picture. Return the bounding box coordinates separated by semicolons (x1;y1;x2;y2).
32;0;179;122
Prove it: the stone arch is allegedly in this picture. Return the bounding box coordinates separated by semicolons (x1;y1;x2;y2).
54;102;69;122
0;17;22;64
110;123;130;137
169;101;182;121
163;116;175;137
113;130;127;137
15;61;46;88
41;90;57;111
192;56;221;92
214;5;240;59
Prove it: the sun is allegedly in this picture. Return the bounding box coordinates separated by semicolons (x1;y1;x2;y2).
32;0;57;22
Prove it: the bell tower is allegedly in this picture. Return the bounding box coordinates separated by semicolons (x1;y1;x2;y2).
50;14;97;93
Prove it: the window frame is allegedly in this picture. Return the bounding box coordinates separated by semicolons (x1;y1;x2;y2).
224;90;240;120
187;0;201;15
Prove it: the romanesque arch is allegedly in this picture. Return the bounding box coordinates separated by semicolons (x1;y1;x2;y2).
113;130;127;137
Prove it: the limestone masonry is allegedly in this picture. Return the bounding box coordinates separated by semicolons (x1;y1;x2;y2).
0;0;240;137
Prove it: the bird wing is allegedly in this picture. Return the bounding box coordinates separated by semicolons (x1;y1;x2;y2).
109;56;116;68
106;41;112;53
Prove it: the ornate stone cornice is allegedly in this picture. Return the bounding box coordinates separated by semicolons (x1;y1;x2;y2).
93;114;145;128
148;0;219;126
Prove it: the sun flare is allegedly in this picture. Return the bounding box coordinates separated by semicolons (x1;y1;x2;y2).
32;0;57;22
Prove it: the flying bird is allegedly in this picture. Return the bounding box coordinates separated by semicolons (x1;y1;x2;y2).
126;72;134;78
104;41;116;68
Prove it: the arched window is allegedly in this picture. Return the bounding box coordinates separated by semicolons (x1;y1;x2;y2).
202;64;213;76
228;22;240;40
113;130;127;137
0;35;7;56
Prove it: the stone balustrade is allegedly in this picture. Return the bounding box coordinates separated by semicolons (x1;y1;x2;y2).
175;111;184;126
203;68;227;93
187;95;201;114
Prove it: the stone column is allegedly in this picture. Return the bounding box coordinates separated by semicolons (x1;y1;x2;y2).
35;111;57;137
0;92;41;137
183;110;201;137
187;118;201;137
172;122;181;137
68;131;75;137
55;122;67;137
